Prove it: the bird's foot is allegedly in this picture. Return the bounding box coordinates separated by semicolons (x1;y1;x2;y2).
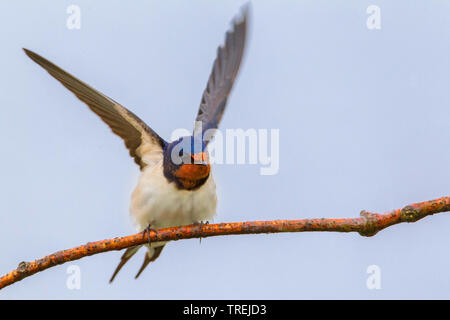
142;224;157;247
194;221;210;244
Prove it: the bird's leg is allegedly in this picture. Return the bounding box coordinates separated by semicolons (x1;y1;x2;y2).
194;220;210;244
142;223;157;247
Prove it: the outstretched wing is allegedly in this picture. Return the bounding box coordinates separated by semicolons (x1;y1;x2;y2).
193;6;248;142
24;49;166;170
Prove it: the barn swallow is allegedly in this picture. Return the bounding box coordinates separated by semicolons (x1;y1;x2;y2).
24;7;248;281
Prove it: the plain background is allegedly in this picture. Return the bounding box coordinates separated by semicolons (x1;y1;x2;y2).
1;0;450;299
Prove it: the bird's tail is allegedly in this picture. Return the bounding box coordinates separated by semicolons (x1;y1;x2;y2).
109;244;165;283
135;245;165;279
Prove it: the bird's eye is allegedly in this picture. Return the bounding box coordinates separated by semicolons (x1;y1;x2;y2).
179;149;184;158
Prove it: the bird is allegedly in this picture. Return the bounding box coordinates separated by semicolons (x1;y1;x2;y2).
23;6;248;282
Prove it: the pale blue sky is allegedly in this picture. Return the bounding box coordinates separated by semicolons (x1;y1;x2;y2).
1;0;450;299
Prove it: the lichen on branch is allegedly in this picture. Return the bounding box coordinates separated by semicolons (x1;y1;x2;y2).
1;196;449;290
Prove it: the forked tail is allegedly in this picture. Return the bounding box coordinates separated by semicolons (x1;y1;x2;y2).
109;245;165;283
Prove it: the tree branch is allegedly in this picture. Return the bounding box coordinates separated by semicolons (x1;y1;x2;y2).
1;196;449;290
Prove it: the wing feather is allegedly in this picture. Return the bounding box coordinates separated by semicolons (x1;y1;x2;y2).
23;48;166;170
194;7;248;142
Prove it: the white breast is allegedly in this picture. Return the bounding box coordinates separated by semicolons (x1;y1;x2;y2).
130;160;217;231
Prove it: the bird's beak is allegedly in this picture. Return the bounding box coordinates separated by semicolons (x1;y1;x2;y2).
175;152;211;181
191;152;209;166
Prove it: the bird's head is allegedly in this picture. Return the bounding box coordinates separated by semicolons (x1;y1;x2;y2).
163;136;210;190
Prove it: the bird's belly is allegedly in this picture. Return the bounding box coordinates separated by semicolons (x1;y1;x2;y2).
130;164;217;231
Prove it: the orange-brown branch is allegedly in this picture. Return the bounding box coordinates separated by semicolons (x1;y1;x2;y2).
1;196;449;290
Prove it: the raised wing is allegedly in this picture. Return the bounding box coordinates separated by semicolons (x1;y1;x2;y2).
194;6;248;142
24;49;166;170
